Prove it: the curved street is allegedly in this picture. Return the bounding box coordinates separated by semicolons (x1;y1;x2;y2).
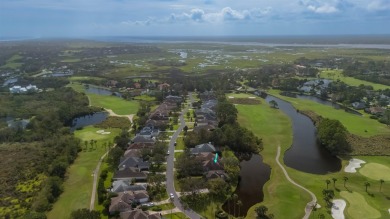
166;92;203;219
275;146;317;219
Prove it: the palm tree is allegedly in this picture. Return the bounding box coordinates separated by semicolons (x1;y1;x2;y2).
364;182;371;193
343;176;348;187
84;140;88;150
94;140;97;149
379;179;385;192
237;200;242;217
332;178;337;189
326;179;331;189
232;194;238;217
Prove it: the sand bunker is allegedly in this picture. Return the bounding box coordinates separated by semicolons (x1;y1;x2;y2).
102;132;111;135
96;130;105;133
228;96;234;99
248;96;255;99
344;158;366;173
331;199;346;219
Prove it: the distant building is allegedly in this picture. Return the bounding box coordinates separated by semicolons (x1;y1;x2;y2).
9;84;38;94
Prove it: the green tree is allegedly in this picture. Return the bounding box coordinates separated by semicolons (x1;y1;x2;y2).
269;100;278;108
207;178;229;201
216;100;238;126
379;179;385;192
332;178;337;189
255;205;268;219
343;176;348;188
107;147;124;169
326;179;331;189
70;208;101;219
232;194;238;217
237;200;243;217
317;118;351;155
364;182;370;193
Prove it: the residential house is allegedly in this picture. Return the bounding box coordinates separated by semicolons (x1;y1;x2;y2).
195;152;224;172
158;83;170;91
120;209;160;219
113;167;147;181
131;135;156;144
365;107;385;116
109;191;150;214
352;102;366;110
134;82;141;89
205;170;229;180
118;157;150;171
127;142;155;150
111;180;147;193
138;126;159;138
190;143;216;154
165;95;183;103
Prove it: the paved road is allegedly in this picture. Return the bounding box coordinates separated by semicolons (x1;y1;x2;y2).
275;146;317;219
166;92;203;219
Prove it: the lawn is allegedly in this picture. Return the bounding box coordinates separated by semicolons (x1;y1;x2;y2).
268;89;390;137
319;69;390;90
228;93;310;219
67;83;139;115
340;191;381;219
230;92;389;219
88;93;139;115
47;126;121;219
1;54;23;69
359;163;390;181
163;212;189;219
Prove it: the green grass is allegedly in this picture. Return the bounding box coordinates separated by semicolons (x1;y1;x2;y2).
133;95;156;101
47;126;121;219
67;83;139;115
175;137;185;150
232;93;309;219
69;76;105;82
359;163;390;181
232;92;390;219
152;203;175;211
319;69;390;90
1;54;23;69
268;89;390;137
163;212;189;219
340;191;381;219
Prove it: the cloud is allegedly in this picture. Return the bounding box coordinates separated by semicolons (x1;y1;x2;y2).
300;0;339;14
367;0;390;11
307;4;338;13
165;7;271;24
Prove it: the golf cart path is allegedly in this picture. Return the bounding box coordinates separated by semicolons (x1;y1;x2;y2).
104;108;134;123
275;146;317;219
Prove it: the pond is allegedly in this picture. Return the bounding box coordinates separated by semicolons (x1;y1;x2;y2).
70;112;108;131
265;95;341;174
85;86;122;97
296;95;362;116
222;154;271;217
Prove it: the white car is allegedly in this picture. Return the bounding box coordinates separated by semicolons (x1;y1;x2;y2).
170;193;174;199
167;150;170;155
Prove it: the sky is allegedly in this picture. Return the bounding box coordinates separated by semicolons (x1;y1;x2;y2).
1;0;390;37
